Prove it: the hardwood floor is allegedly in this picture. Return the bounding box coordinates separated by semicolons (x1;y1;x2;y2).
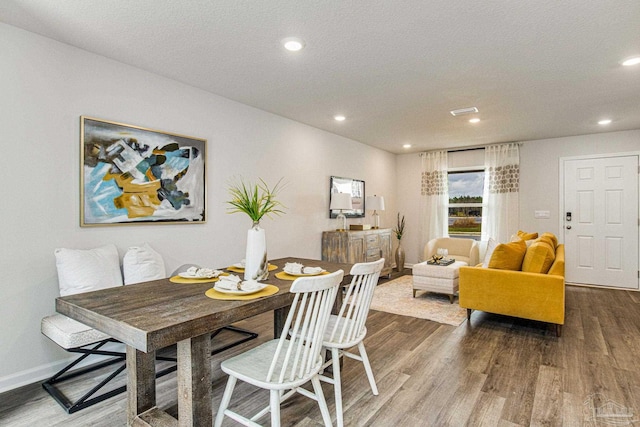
1;278;639;426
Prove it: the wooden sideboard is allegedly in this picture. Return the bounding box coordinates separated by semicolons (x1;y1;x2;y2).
322;228;393;276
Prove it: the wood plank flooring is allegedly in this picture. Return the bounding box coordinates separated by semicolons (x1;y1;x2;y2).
1;278;639;426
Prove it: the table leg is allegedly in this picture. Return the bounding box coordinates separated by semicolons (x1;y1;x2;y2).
126;346;156;426
176;333;212;427
274;306;290;338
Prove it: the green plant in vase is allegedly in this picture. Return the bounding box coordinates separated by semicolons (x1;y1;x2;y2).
393;213;406;272
393;213;405;241
226;177;286;281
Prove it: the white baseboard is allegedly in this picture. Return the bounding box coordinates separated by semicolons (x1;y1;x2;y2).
0;342;125;394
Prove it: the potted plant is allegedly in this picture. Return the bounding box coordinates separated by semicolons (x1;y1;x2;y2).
227;177;285;280
393;213;406;271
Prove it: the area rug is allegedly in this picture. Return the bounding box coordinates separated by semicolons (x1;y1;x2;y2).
370;275;467;326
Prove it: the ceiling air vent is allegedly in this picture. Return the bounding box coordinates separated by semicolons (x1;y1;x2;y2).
450;107;479;116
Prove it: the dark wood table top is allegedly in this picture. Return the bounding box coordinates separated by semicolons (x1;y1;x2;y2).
56;257;352;353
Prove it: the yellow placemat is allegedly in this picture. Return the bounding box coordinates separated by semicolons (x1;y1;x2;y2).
205;284;279;300
227;264;278;273
275;271;330;281
170;275;220;284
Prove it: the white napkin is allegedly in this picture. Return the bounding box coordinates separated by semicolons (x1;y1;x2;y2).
186;267;222;278
302;266;324;275
216;274;242;290
284;262;304;274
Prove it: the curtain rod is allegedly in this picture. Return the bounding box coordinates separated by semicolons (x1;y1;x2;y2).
418;142;522;156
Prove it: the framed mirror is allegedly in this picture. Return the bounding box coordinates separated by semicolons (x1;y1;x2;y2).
329;176;365;218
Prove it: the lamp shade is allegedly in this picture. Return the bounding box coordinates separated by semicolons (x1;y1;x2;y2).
366;195;385;211
330;192;353;210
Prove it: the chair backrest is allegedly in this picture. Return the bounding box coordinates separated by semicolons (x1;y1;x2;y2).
424;237;479;265
326;258;384;345
267;269;344;383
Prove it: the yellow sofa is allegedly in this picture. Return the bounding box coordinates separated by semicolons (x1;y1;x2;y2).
459;243;565;336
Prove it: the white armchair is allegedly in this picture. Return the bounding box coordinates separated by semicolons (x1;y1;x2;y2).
423;237;480;266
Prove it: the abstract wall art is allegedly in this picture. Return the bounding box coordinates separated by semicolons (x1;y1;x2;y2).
81;116;206;226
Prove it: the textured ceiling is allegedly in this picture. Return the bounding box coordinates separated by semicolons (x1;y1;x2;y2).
2;1;639;153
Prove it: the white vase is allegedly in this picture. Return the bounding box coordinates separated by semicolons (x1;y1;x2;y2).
244;221;268;281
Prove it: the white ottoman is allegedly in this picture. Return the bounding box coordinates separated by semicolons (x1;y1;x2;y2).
412;260;468;303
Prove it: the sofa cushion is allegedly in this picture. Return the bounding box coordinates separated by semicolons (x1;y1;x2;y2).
517;230;539;240
540;232;558;248
488;239;526;271
521;240;556;274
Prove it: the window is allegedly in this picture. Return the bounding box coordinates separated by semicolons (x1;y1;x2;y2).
448;170;484;239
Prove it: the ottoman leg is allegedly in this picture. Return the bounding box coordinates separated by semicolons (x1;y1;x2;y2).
412;289;416;298
466;309;472;320
448;294;454;304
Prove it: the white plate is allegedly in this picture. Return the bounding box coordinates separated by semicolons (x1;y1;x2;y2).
213;282;267;295
178;272;220;279
284;268;326;277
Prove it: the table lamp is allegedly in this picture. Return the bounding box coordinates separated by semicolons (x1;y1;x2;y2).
366;195;385;229
330;192;353;231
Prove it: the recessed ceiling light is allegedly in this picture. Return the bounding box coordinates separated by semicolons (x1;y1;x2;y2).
598;119;612;125
622;56;640;66
403;144;412;149
334;115;346;122
450;107;479;116
281;37;305;52
469;118;481;123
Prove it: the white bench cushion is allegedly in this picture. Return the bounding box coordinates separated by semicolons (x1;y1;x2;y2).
41;314;110;349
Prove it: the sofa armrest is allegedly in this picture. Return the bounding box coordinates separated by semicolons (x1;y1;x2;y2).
459;266;565;325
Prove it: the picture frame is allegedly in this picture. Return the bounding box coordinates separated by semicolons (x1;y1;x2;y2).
329;176;365;218
80;116;207;226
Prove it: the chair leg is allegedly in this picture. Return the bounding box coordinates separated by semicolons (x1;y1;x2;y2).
270;389;281;427
311;375;333;427
331;347;343;427
358;342;378;395
214;375;237;427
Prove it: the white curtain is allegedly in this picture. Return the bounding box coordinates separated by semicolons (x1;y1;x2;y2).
481;143;520;243
420;151;448;259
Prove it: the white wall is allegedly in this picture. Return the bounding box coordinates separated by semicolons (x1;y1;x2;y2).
0;23;397;391
519;131;640;238
397;131;640;265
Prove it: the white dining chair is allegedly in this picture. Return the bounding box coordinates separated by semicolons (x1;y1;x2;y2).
214;269;344;427
320;258;384;427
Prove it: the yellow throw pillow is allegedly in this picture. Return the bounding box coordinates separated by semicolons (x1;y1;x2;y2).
522;241;556;274
517;230;539;240
540;232;558;248
488;239;527;271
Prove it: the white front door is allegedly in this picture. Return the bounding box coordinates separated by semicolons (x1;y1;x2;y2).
563;155;639;289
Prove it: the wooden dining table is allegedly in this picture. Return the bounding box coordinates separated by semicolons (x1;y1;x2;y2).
55;257;352;427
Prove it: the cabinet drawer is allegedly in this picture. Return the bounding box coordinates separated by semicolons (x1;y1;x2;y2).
365;234;379;245
366;248;381;259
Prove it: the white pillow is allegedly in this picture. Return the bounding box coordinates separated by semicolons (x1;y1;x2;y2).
55;244;123;296
482;238;499;268
123;243;166;285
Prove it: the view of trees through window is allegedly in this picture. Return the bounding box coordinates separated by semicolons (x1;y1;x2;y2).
448;170;484;238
